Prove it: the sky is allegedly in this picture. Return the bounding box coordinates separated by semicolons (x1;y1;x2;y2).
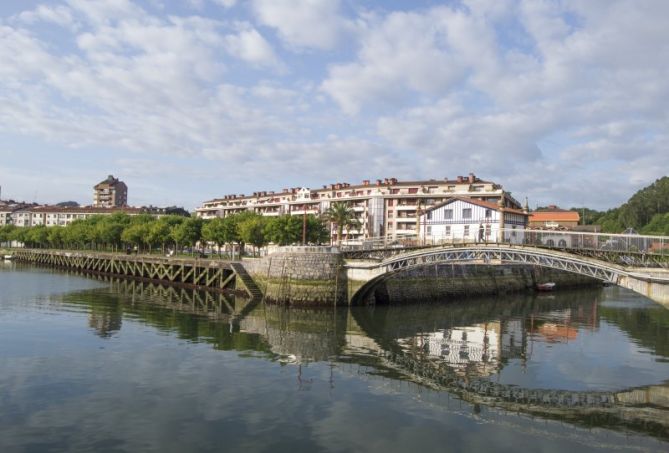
0;0;667;211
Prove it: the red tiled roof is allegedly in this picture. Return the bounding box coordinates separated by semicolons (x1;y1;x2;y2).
529;211;580;222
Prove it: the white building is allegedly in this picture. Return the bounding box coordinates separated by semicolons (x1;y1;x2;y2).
418;197;529;244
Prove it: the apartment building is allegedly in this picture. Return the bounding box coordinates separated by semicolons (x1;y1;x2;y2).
93;175;128;208
2;206;144;228
196;174;521;241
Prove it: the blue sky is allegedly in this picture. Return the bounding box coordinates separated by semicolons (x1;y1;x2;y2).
0;0;667;210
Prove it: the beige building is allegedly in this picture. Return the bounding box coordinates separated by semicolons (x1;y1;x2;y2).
93;175;128;208
197;174;521;242
29;206;142;227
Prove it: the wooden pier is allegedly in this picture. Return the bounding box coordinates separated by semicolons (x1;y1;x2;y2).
12;249;262;299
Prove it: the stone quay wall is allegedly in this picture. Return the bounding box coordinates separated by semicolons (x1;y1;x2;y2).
350;264;600;305
243;247;347;306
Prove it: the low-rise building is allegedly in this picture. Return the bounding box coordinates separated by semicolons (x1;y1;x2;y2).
418;197;529;243
529;205;580;229
29;206;143;227
197;174;522;242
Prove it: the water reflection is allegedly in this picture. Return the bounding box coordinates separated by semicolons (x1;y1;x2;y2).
4;266;669;446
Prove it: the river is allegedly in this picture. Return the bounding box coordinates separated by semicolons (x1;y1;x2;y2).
1;262;668;452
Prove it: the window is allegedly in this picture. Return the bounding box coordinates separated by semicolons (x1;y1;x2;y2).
390;189;400;194
464;225;470;236
408;188;418;194
444;209;453;220
388;199;393;207
427;226;432;234
388;211;393;218
485;209;492;218
388;222;393;229
426;211;432;220
462;208;472;219
445;226;451;235
558;239;567;247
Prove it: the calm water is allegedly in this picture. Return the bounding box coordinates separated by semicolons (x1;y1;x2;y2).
2;263;669;452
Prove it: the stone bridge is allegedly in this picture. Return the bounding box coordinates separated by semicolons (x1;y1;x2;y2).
346;244;669;307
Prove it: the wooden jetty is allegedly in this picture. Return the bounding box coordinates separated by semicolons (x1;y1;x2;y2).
12;250;262;299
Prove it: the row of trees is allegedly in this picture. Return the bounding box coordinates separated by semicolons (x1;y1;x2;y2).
0;202;361;255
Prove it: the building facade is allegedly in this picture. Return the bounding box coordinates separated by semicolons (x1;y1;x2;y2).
196;174;522;242
529;205;580;229
93;175;128;208
1;206;144;228
418;197;529;244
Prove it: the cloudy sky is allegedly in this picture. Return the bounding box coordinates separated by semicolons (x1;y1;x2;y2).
0;0;667;210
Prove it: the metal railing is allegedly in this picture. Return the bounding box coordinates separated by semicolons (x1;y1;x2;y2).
340;229;669;257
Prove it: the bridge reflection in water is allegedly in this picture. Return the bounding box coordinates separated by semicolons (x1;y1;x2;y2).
60;273;669;441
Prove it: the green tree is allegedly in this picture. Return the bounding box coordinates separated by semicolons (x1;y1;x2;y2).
171;217;203;254
96;220;124;251
641;212;669;236
28;226;49;248
306;215;330;244
238;215;267;256
0;225;16;247
201;218;228;256
148;220;173;253
47;226;64;248
324;202;358;244
264;215;302;245
63;220;95;249
121;223;151;253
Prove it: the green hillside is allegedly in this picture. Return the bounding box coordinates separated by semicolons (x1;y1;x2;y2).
571;177;669;234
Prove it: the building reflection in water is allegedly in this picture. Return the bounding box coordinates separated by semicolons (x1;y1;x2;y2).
61;274;669;441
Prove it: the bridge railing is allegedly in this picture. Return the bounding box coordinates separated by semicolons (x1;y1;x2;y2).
340;229;669;257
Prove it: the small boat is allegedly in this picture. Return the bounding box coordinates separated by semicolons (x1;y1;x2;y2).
536;282;556;291
3;254;14;261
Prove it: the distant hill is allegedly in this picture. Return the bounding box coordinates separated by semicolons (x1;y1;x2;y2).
571;177;669;234
56;201;80;208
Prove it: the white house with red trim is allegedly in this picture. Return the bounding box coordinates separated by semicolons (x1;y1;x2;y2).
418;197;529;244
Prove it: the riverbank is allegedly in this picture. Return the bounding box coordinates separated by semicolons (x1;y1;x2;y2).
11;248;626;306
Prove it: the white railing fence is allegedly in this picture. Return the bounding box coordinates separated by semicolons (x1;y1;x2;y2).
339;229;669;256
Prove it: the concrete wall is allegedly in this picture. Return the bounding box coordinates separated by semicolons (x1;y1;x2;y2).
618;273;669;308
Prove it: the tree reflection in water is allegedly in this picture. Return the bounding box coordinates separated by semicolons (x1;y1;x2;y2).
59;274;669;441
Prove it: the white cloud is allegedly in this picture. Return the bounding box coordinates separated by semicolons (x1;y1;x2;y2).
15;4;76;28
321;7;498;114
212;0;237;7
224;24;284;70
0;0;667;210
251;0;348;50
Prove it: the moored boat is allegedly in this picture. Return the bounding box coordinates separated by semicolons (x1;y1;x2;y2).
536;282;556;291
3;254;14;261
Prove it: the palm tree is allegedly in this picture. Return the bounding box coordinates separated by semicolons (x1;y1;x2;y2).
324;202;358;245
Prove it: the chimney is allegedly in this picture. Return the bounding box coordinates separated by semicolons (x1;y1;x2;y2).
363;180;370;186
457;176;464;183
468;173;475;183
390;178;398;184
376;179;382;186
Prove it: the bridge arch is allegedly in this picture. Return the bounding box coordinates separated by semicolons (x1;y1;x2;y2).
347;245;669;306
